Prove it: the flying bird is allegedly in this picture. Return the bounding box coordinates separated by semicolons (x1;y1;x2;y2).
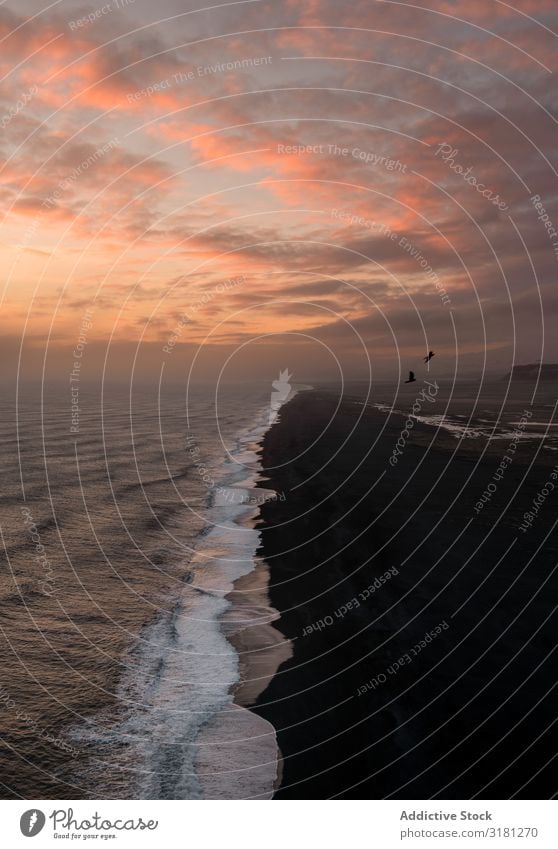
424;350;435;363
405;370;416;383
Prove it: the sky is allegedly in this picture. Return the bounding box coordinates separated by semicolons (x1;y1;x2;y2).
1;0;557;384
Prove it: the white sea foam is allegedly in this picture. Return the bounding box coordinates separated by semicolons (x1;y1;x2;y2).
368;402;556;444
70;387;301;798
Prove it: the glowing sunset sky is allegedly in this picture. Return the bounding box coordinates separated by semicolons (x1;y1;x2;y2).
1;0;557;382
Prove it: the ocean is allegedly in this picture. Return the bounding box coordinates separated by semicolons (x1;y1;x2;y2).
1;376;556;799
0;382;292;799
343;378;558;451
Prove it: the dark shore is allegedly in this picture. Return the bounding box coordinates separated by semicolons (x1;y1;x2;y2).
249;389;558;799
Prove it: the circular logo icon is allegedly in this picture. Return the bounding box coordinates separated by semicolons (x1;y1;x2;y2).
20;810;46;837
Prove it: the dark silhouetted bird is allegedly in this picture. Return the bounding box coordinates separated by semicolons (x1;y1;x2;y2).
424;350;435;363
405;370;416;383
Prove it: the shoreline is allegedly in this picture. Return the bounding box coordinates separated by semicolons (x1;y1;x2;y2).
69;399;293;800
224;554;291;795
225;555;292;710
192;393;302;798
220;398;299;796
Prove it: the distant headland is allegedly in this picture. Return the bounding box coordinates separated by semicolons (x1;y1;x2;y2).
505;363;558;381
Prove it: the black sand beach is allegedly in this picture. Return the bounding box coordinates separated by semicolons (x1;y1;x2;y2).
247;389;558;799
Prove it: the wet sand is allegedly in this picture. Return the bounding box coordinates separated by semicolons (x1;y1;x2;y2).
226;558;293;708
223;518;292;796
245;389;558;799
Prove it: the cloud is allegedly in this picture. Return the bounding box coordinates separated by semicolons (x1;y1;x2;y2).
0;0;556;379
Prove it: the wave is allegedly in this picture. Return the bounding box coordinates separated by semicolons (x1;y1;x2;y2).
69;386;303;799
365;402;558;445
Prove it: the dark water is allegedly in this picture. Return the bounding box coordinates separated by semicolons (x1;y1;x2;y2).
1;376;556;798
340;378;558;452
0;382;279;798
